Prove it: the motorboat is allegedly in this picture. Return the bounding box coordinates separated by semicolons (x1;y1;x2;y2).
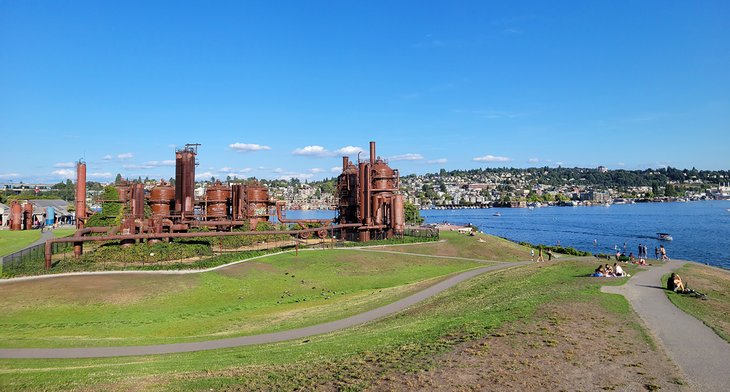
493;212;501;217
657;232;673;241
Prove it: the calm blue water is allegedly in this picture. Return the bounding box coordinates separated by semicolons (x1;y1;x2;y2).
284;201;730;269
422;201;730;269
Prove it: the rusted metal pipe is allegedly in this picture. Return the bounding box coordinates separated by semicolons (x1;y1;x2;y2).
45;240;52;269
75;161;86;229
275;201;333;224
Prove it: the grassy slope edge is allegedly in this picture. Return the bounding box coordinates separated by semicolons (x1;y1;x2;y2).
665;263;730;342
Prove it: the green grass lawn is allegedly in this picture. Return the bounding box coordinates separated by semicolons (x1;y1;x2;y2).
0;249;484;348
372;230;531;261
0;230;41;257
665;263;730;342
0;258;639;391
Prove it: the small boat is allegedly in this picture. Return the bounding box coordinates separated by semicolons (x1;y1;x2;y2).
493;212;501;217
657;232;673;241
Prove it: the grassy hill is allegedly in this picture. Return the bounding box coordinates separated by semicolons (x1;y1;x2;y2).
2;231;727;391
0;231;40;257
371;230;531;261
0;249;484;348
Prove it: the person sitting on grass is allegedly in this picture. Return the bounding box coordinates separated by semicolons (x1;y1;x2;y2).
592;265;606;277
667;273;685;292
667;273;707;298
614;263;629;277
605;264;615;277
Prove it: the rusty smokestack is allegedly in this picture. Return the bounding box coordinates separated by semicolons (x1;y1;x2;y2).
342;156;349;172
75;161;87;229
10;201;22;230
370;141;376;164
175;144;199;216
23;202;33;230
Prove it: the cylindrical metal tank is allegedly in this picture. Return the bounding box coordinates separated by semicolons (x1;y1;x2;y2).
10;201;22;230
246;185;270;228
231;184;245;220
116;184;130;203
372;161;397;191
23;203;33;230
75;161;86;229
131;183;145;219
45;206;55;226
206;182;230;219
150;182;175;217
175;146;197;215
393;194;405;233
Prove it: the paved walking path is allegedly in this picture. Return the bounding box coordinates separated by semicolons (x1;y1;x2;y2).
30;229;55;247
602;260;730;392
0;261;531;359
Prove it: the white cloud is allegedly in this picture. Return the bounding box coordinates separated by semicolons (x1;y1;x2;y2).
292;145;330;157
117;152;134;160
218;167;252;177
52;169;75;178
389;153;424;161
331;166;342;173
195;171;216;180
103;155;113;161
122;164;145;170
122;160;176;170
474;155;511;162
229;142;271;152
279;172;314;180
336;146;364;155
528;158;539;163
273;168;285;174
89;172;112;178
54;162;75;168
310;168;324;174
617;162;626;167
0;173;20;179
151;160;175;166
426;158;448;164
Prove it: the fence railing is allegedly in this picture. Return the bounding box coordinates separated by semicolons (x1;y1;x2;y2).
1;242;72;275
0;226;439;278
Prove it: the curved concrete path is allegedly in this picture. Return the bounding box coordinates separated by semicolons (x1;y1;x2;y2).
0;261;530;359
602;260;730;392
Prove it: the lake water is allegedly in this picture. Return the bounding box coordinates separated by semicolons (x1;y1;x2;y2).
284;201;730;269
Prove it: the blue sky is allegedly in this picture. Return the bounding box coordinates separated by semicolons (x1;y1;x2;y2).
1;0;728;184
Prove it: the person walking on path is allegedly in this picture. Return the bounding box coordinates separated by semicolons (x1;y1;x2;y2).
660;245;669;261
638;244;643;259
655;246;660;260
536;247;545;262
530;248;535;262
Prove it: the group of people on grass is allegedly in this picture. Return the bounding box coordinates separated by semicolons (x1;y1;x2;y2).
592;263;630;277
530;247;553;262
